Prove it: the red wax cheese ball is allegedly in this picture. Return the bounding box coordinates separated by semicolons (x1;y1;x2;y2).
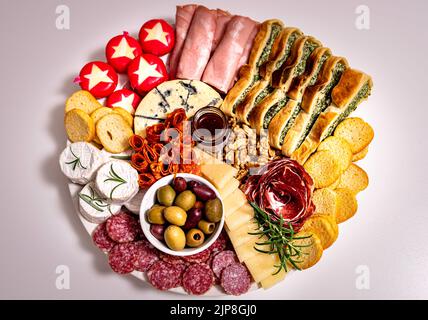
139;19;175;56
78;61;118;99
106;88;141;115
105;32;142;73
127;54;168;95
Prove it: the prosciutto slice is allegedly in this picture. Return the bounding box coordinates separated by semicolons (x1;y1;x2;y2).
202;16;257;93
242;158;315;232
168;4;198;79
211;9;232;53
176;6;217;80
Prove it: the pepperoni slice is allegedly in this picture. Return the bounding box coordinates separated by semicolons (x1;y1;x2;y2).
106;212;139;243
211;250;238;279
133;240;159;272
182;249;210;264
220;263;251;296
92;222;116;253
182;263;214;295
159;253;185;265
147;261;184;290
108;243;136;274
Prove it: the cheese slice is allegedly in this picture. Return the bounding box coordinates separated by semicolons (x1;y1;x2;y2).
245;252;281;283
223;188;248;217
218;178;240;199
225;203;254;231
134;80;223;136
124;189;146;214
227;219;260;248
95;161;139;203
79;182;121;223
60;142;104;185
201;162;238;190
260;269;287;289
235;234;270;263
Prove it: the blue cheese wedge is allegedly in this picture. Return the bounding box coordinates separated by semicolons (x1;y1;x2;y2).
134;80;223;136
78;182;121;223
124;189;146;214
95;161;139;203
59;142;104;185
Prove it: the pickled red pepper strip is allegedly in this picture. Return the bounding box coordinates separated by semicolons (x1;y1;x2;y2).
142;144;159;163
146;123;166;144
138;173;156;188
131;153;149;172
129;135;147;152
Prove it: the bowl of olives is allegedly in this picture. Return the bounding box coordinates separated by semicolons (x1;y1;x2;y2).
139;173;224;256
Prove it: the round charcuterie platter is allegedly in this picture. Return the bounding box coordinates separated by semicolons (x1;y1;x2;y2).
60;3;374;296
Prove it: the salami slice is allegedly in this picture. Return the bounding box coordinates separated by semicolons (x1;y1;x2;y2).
220;263;251;296
147;261;184;290
211;250;238;279
182;263;214;295
108;243;136;274
106;212;139;243
92;222;116;253
133;240;159;272
159;253;185;265
182;249;210;264
209;232;228;254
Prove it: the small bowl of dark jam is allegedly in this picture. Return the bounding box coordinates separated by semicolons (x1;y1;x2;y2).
192;107;230;151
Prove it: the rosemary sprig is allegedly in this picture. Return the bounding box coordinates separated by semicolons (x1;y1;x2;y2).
79;186;110;212
65;147;87;171
104;164;127;200
111;155;132;160
249;202;313;274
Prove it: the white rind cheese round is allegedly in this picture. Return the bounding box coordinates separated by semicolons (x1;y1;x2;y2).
78;182;121;223
134;79;223;136
95;161;139;203
124;189;146;215
59;142;104;185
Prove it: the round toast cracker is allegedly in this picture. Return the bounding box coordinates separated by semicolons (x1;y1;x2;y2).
64;109;95;142
301;214;338;249
318;136;352;173
291;231;323;270
304;150;341;188
334;118;374;154
96;114;133;154
335;188;358;223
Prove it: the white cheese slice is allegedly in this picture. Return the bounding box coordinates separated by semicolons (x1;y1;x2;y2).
59;142;104;185
225;203;254;231
200;162;238;190
260;269;287;289
124;189;146;215
245;252;282;283
227;219;259;248
95;161;139;203
78;182;121;223
234;235;271;263
134;80;223;136
218;178;240;199
223;188;248;218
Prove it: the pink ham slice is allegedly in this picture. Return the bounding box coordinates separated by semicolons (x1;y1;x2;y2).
234;23;259;81
176;6;217;81
202;16;257;93
168;4;198;79
211;9;232;53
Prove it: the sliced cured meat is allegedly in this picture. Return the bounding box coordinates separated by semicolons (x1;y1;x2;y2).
232;23;259;85
208;233;227;254
132;240;159;272
182;263;214;295
211;250;238;279
92;222;116;253
176;6;217;80
211;9;232;53
159;253;185;265
147;261;183;290
220;263;251;296
202;16;257;92
108;243;136;274
106;212;139;243
182;249;211;264
169;4;198;78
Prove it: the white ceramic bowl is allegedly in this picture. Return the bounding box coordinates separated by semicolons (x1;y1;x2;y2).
139;173;224;256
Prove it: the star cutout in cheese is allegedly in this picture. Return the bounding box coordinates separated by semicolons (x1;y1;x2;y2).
111;94;134;112
111;37;136;59
133;57;163;85
84;64;113;90
144;22;169;46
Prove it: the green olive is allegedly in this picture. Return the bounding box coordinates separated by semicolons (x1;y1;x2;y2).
163;206;187;226
186;228;205;248
147;206;166;224
164;225;186;251
205;198;223;223
198;220;216;235
174;190;196;211
157;185;176;206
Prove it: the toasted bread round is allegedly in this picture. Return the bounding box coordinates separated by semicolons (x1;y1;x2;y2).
65;90;102;114
64;109;95;142
337;163;369;194
291;231;323;270
96;114;133;153
112;107;133;128
335;188;358;223
318;136;352;173
352;146;369;162
304;150;341;188
91;107;114;144
328;176;341;189
313;188;338;220
301;214;338;249
334;118;374;154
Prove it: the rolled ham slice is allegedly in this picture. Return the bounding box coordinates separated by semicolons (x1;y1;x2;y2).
211;9;232;53
202;16;257;93
235;23;259;77
168;4;198;79
176;6;217;81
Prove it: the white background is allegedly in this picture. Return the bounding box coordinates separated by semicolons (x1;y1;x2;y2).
0;0;427;299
